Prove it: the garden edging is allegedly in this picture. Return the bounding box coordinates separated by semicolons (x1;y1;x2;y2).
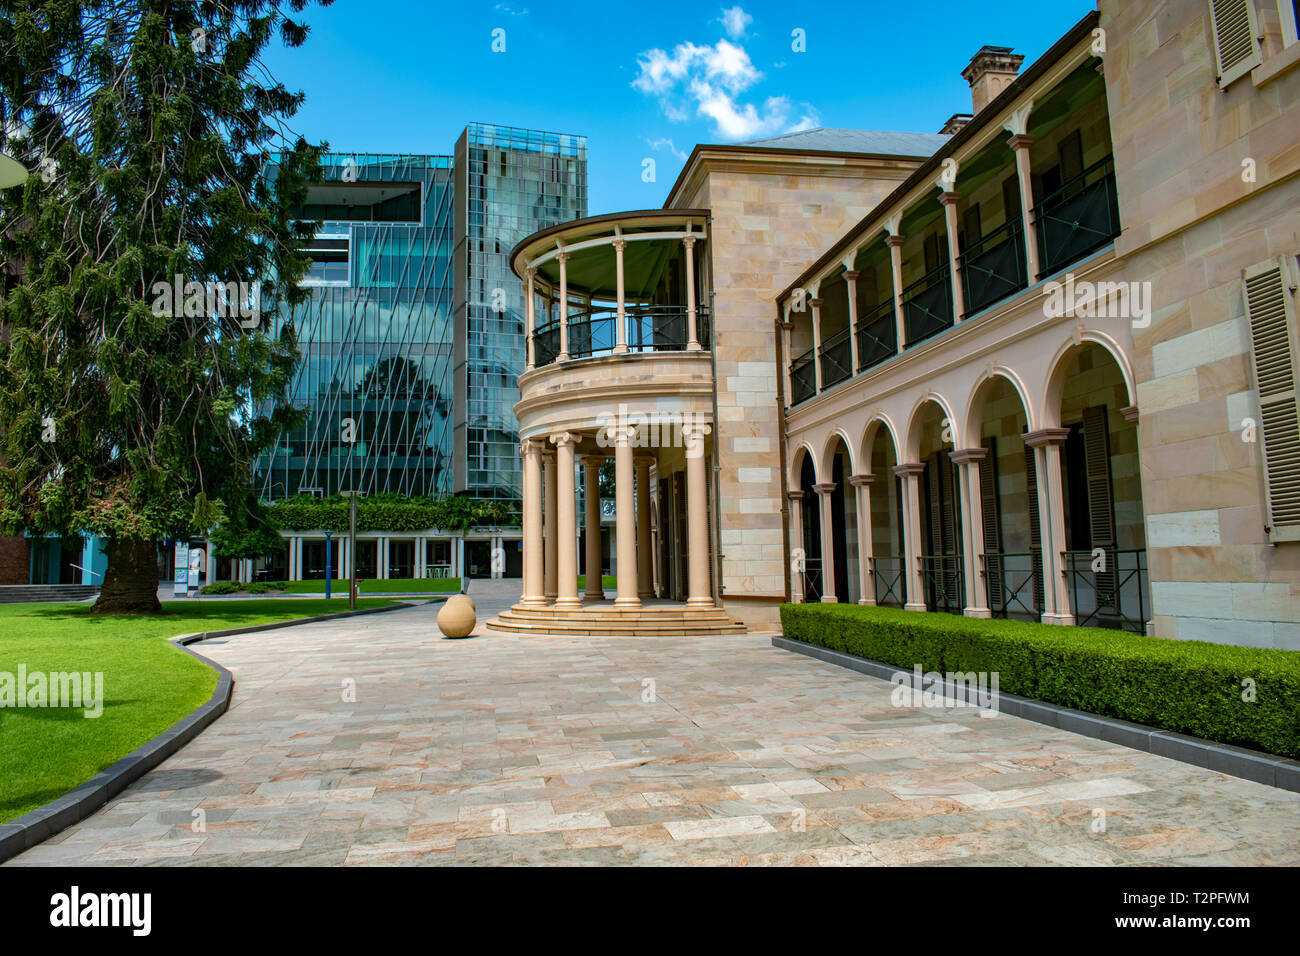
0;598;433;863
772;635;1300;794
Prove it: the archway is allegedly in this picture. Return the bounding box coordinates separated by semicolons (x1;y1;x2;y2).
909;398;962;613
822;433;853;602
862;420;905;607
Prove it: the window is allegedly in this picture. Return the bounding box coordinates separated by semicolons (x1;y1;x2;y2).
1209;0;1263;87
1243;255;1300;542
1281;0;1300;46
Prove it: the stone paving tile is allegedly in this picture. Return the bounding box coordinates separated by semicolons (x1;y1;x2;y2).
7;585;1300;867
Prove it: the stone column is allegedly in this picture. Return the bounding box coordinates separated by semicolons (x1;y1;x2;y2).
582;455;604;601
608;425;641;608
810;297;824;393
950;448;991;618
780;303;794;402
894;462;927;612
1008;133;1040;281
848;474;875;605
813;481;838;602
787;489;805;604
1025;428;1074;625
551;432;581;608
886;233;906;351
613;238;628;353
938;191;967;320
683;235;700;350
556;250;570;362
524;267;536;370
844;270;860;375
543;451;558;600
683;422;713;607
520;439;546;605
635;456;655;599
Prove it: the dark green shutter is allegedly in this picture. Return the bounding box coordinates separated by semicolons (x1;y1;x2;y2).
1083;405;1117;609
1023;441;1045;613
979;438;1003;611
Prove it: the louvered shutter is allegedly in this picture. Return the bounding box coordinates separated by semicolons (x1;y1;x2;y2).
1083;406;1118;609
979;438;1004;611
1023;442;1046;613
1209;0;1262;88
1245;258;1300;542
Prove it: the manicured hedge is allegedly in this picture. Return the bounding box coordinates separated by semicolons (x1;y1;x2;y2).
780;603;1300;759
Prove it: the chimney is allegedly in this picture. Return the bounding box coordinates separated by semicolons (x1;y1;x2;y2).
939;113;973;136
961;46;1024;114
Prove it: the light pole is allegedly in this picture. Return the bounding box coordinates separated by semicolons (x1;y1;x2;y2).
340;491;358;610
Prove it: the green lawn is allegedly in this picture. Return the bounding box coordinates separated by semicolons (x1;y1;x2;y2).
575;575;618;589
0;597;397;824
279;577;462;594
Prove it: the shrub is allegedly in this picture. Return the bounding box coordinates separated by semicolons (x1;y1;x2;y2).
780;603;1300;759
201;581;239;595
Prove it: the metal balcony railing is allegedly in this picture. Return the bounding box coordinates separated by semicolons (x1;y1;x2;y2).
869;554;906;607
919;553;964;614
901;263;954;348
1034;155;1121;278
855;299;897;372
800;556;823;603
960;217;1028;317
819;326;853;389
1063;548;1149;634
981;551;1043;621
531;305;712;367
790;346;816;405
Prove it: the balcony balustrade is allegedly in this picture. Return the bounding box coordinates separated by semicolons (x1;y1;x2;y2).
902;264;954;348
855;300;897;372
790;347;817;405
1034;155;1120;278
960;217;1028;317
533;304;711;366
819;327;853;389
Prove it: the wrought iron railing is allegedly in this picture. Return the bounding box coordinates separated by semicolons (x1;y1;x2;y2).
800;556;823;603
532;305;712;367
1063;548;1148;634
960;217;1028;317
919;553;964;614
1034;155;1120;278
981;551;1043;621
869;554;906;607
855;300;897;372
819;326;853;389
901;263;954;347
790;346;816;405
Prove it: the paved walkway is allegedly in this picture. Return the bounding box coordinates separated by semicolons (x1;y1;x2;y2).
10;585;1299;866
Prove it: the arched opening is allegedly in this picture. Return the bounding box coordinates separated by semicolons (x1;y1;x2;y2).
1049;342;1148;631
824;435;853;602
863;422;905;607
912;399;963;613
795;449;822;601
967;374;1038;620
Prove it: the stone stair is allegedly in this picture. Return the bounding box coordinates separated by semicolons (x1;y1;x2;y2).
487;602;747;637
0;584;100;604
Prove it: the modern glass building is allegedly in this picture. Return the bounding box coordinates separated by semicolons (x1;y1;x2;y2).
256;124;587;501
454;123;588;498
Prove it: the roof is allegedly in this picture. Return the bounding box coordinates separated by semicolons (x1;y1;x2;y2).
738;127;950;157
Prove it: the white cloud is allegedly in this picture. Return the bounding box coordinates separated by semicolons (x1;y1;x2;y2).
646;137;688;161
632;38;815;140
717;6;753;40
494;4;528;15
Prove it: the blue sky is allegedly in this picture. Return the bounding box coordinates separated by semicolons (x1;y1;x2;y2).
263;0;1096;215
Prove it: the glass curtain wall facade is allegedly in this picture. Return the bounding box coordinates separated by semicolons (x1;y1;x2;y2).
454;124;588;498
257;153;456;499
257;126;586;502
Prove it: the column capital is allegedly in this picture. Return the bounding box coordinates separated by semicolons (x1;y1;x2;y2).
525;266;537;279
847;473;876;487
1006;133;1035;151
681;235;697;248
893;462;925;477
812;482;837;496
780;320;794;331
555;250;570;263
579;453;606;468
520;438;546;457
611;238;627;252
1023;427;1070;448
884;234;905;248
549;431;581;447
787;489;805;500
843;270;860;281
809;297;824;310
680;421;712;440
949;447;989;465
938;190;961;206
1120;405;1139;424
601;423;636;447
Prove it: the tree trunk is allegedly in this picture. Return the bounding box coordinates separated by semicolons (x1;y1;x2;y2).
92;536;162;614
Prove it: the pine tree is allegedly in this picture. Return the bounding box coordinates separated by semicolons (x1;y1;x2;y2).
0;1;332;612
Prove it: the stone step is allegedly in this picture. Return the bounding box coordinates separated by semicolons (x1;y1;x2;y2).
0;584;100;604
486;618;747;637
487;604;747;637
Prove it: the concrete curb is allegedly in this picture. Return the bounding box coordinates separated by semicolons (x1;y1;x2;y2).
772;636;1300;794
0;599;437;863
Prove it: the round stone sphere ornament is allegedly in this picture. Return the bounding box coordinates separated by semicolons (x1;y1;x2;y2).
437;594;476;639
